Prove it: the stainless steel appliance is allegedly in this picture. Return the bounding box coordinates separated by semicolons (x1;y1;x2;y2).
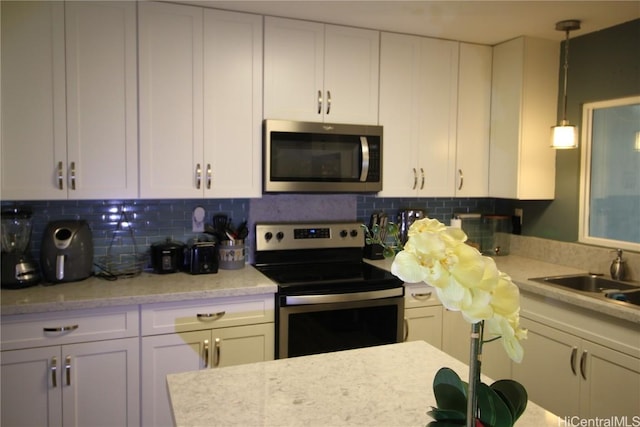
40;220;93;283
254;222;404;359
263;120;383;193
397;208;426;244
1;208;40;288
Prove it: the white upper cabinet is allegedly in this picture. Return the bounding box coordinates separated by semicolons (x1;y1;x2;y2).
379;32;459;197
138;2;262;199
489;36;559;200
455;43;492;197
1;1;138;200
264;17;379;125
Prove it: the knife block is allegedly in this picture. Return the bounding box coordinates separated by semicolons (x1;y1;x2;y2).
363;243;384;260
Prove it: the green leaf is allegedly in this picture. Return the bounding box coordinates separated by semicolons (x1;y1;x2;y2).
477;382;513;427
433;368;467;412
491;380;528;422
427;407;466;423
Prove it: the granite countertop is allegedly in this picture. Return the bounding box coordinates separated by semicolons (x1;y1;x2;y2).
366;255;640;325
0;266;278;316
167;340;558;427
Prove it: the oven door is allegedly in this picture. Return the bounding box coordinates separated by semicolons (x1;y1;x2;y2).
277;287;404;359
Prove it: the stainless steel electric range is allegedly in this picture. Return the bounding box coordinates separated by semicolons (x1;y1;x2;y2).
253;222;404;359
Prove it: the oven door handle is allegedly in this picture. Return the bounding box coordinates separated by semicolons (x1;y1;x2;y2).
284;287;403;306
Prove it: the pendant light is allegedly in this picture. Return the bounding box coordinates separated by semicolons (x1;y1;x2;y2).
551;19;581;149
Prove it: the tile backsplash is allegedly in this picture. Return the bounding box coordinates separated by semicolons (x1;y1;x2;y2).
1;196;497;266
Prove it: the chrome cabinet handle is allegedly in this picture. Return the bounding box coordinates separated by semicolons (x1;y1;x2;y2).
195;163;202;189
326;90;331;115
403;318;409;342
420;168;425;190
43;324;79;333
206;164;212;189
580;350;588;380
411;292;432;301
359;136;370;182
69;161;76;190
65;355;71;386
57;161;64;190
317;90;322;114
203;339;209;369
458;169;464;191
213;338;221;367
570;347;578;376
51;357;58;388
196;311;225;321
412;168;417;190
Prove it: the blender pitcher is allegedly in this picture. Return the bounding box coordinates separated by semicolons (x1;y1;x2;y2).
1;208;40;288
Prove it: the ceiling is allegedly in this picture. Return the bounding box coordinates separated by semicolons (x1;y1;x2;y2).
175;0;639;45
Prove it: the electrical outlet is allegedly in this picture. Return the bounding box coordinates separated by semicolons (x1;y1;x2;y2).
514;208;523;225
192;206;205;233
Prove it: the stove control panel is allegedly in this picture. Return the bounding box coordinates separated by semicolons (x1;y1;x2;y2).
256;222;363;251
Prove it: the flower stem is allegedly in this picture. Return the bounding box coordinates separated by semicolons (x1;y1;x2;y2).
466;321;483;427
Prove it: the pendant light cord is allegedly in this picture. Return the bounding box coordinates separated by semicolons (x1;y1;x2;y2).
561;29;570;124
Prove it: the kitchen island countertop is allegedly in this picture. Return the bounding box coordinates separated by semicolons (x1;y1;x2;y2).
167;340;558;427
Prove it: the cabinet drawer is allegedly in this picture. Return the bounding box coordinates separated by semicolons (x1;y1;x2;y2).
404;284;440;309
1;306;139;351
141;294;275;336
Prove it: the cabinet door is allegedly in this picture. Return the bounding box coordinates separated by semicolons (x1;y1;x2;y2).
404;306;443;349
212;323;275;368
203;9;262;198
263;17;324;122
139;2;204;198
456;43;491;197
511;317;581;417
1;346;62;427
141;331;209;427
416;37;458;196
1;1;67;200
62;337;139;427
64;1;138;199
378;33;458;196
323;25;379;125
580;340;640;418
378;32;421;197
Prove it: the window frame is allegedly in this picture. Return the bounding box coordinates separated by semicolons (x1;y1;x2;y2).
578;95;640;252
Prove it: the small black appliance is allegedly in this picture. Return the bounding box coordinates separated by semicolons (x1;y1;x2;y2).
41;220;94;283
151;238;185;273
184;240;218;275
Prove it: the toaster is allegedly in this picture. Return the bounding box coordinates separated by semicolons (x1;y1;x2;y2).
184;241;218;274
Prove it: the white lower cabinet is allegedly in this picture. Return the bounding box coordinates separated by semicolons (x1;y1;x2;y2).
0;307;140;427
403;284;443;348
140;295;275;427
513;292;640;418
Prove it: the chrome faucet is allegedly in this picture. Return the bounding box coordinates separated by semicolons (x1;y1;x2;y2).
610;249;626;281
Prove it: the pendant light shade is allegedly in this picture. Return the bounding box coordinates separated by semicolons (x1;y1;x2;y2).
551;19;581;149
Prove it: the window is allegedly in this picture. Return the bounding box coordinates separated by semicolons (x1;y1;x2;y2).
579;95;640;251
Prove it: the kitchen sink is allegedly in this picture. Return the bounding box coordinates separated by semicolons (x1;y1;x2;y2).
530;274;639;293
605;289;640;306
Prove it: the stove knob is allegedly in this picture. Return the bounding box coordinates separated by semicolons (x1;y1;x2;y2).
264;232;273;241
276;231;284;241
340;230;348;238
350;229;359;238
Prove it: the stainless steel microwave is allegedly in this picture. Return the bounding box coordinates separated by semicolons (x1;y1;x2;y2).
263;120;383;193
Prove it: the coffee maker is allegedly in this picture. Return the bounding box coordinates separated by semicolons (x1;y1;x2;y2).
1;208;41;288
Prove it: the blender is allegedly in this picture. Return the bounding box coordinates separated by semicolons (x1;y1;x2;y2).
1;208;40;288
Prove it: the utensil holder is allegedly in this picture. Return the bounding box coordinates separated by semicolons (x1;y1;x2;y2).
363;243;384;260
218;239;245;269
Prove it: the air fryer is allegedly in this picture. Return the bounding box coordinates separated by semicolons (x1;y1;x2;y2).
41;220;94;283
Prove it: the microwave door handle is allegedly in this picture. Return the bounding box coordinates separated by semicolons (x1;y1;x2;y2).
359;136;370;182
